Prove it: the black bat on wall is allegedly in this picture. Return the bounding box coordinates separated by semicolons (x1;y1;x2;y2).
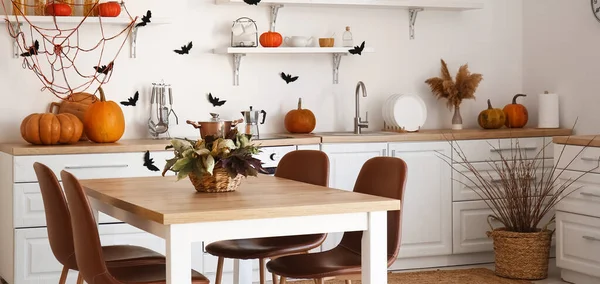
121;91;139;106
280;72;299;84
143;151;160;172
208;93;226;107
244;0;261;5
20;40;39;57
348;41;366;55
174;41;193;55
94;62;114;75
136;10;152;27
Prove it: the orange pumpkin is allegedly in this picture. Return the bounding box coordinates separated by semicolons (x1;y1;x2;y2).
45;3;72;16
20;113;83;145
97;1;121;17
503;94;529;128
260;31;283;48
83;87;125;143
284;98;316;134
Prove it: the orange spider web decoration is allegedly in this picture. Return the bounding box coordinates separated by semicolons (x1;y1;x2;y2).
1;0;139;100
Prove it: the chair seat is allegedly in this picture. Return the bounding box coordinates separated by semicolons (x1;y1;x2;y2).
103;245;165;267
109;264;209;284
266;246;362;279
205;234;327;259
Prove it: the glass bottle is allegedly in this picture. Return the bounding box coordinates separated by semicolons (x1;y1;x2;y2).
342;26;353;47
34;0;46;16
83;0;98;16
12;1;27;15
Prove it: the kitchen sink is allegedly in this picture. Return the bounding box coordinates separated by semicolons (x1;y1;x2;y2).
315;131;399;136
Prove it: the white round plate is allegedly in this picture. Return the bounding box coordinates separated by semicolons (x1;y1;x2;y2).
382;94;397;128
391;94;427;132
385;94;401;128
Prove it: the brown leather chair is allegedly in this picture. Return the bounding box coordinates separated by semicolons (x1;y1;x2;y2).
205;150;330;284
60;170;210;284
266;157;407;284
34;162;167;284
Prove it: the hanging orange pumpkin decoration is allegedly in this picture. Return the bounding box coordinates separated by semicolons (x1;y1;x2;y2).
260;31;283;48
503;94;529;128
45;2;72;16
97;1;121;17
284;98;316;134
83;87;125;143
20;113;83;145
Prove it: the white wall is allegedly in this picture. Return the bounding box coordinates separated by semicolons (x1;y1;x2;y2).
523;0;600;134
0;0;523;142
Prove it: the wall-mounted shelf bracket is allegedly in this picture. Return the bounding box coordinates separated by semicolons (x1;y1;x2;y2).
233;53;246;86
270;4;283;31
10;21;23;58
130;26;139;58
408;8;424;40
332;53;343;84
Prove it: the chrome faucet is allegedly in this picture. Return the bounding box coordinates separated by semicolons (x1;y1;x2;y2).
354;81;369;134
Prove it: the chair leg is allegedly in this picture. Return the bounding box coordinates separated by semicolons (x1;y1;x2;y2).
280;276;287;284
315;279;325;284
271;271;278;284
215;257;224;284
345;281;352;284
58;266;69;284
259;258;266;284
76;273;84;284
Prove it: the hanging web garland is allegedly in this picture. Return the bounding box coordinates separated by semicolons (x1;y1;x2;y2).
1;1;139;100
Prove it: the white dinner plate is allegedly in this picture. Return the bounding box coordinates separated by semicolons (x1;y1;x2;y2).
391;94;427;132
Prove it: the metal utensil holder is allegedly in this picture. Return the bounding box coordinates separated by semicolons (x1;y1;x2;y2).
148;81;179;139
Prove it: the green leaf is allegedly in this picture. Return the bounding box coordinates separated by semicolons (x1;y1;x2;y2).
171;139;192;153
204;155;215;175
182;149;195;158
195;148;210;156
162;157;179;176
172;157;192;171
176;167;192;181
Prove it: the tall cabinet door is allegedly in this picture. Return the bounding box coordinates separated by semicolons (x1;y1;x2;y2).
321;143;388;250
389;141;452;258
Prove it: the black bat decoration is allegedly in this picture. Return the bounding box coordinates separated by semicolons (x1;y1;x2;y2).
136;10;152;27
348;41;366;55
208;93;226;107
174;41;193;55
121;91;139;107
243;0;261;5
280;72;299;84
93;62;114;75
143;151;160;172
20;40;40;57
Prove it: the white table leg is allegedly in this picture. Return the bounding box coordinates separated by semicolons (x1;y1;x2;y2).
233;259;253;284
361;211;387;284
167;225;192;284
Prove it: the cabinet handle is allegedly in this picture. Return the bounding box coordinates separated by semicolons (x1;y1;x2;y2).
580;191;600;198
581;157;600;162
382;149;387;156
491;147;538;152
583;235;600;242
64;164;129;170
391;150;396;157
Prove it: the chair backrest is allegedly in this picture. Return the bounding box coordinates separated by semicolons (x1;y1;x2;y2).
338;157;407;266
33;162;78;270
275;150;330;187
61;170;117;284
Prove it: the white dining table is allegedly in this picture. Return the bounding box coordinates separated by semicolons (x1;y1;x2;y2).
81;175;400;284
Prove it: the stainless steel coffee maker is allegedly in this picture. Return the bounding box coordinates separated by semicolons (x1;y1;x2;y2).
240;106;266;139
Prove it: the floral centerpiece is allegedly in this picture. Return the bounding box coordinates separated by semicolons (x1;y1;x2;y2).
162;129;264;193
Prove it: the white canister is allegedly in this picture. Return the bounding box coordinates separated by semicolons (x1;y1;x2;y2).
538;91;559;128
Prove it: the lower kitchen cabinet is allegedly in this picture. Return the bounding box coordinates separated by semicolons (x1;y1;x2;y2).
389;142;453;258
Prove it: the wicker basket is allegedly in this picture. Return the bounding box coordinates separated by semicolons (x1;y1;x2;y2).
188;166;242;193
487;227;553;280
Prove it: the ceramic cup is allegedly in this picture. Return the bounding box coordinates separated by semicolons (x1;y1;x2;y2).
284;36;314;47
319;38;335;47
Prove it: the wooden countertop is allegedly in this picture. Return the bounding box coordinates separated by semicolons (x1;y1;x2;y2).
1;128;572;156
81;175;400;224
553;135;600;147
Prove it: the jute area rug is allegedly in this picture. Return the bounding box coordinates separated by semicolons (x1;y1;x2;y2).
290;268;533;284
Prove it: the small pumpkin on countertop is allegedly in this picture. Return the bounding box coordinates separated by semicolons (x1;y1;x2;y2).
285;98;316;134
45;2;72;16
83;87;125;143
259;31;283;48
20;113;83;145
97;1;121;17
478;99;506;129
503;94;529;128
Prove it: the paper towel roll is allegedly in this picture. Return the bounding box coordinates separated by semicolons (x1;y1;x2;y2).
538;92;559;128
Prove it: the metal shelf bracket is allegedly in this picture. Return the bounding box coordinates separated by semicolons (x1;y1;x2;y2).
332;53;343;84
270;4;283;31
10;21;23;58
233;53;246;86
408;8;424;40
130;26;139;58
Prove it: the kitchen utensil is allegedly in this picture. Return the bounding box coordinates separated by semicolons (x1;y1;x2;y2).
390;94;427;132
241;106;267;139
319;38;335;47
148;81;177;139
284;36;314;47
168;86;179;125
186;113;243;138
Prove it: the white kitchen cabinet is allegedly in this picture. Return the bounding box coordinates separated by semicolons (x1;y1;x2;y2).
320;143;387;250
388;142;452;258
556;211;600;280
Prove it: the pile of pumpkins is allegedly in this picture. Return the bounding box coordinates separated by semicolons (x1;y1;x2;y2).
478;94;528;129
20;87;125;145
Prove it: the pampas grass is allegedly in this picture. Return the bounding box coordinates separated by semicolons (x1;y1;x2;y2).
426;59;483;109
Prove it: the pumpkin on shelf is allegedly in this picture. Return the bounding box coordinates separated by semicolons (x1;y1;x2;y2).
478;99;506;129
503;94;529;128
20;113;83;145
45;2;72;16
97;1;121;17
284;98;316;134
259;31;283;48
49;92;98;140
83;87;125;143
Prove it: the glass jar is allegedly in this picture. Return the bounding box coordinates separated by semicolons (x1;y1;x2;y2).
342;26;353;47
12;0;27;15
83;0;98;16
34;0;46;15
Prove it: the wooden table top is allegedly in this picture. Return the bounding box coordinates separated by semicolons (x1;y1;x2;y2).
81;175;401;225
553;135;600;147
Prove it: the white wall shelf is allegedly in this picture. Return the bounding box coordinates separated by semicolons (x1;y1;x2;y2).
1;15;171;58
215;0;484;40
213;47;375;86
